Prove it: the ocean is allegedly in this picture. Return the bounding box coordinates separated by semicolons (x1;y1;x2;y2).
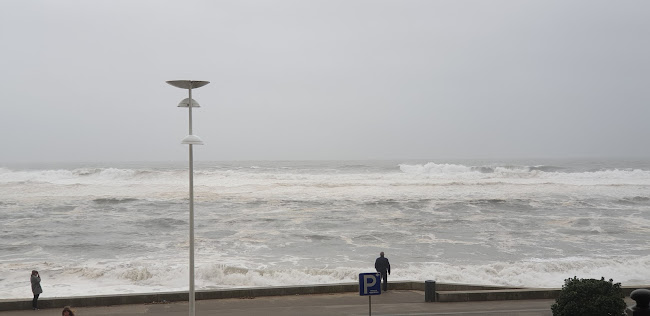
1;159;649;299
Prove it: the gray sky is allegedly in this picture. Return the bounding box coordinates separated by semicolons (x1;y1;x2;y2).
1;0;649;163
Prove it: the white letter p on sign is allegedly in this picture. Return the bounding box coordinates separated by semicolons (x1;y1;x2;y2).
363;274;376;294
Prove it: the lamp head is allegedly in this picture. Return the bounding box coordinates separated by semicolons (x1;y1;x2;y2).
178;98;200;108
166;80;210;89
181;135;204;145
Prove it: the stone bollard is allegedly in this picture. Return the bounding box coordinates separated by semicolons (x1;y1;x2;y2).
425;280;436;302
626;289;650;316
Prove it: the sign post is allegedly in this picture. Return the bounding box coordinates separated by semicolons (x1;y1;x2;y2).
359;272;381;316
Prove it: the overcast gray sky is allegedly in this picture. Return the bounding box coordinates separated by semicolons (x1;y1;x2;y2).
1;0;648;163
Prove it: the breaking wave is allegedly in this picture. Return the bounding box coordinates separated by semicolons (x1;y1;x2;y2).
4;255;650;299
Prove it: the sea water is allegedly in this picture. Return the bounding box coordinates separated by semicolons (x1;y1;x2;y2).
1;159;649;299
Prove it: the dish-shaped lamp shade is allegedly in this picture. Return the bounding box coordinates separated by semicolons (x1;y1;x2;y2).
181;135;204;145
178;98;200;108
167;80;210;89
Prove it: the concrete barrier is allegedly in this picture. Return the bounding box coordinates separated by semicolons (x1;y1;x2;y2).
2;282;647;311
1;282;415;311
436;286;650;302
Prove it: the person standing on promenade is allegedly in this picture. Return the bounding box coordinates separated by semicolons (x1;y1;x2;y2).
30;270;42;310
374;252;391;291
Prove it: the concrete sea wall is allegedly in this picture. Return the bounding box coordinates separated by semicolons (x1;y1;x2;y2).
1;281;648;311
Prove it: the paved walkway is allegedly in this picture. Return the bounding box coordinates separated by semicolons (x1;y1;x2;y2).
0;291;565;316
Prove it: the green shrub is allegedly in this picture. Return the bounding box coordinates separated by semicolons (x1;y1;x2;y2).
551;277;626;316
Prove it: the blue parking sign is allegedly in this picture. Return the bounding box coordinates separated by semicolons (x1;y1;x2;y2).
359;272;381;296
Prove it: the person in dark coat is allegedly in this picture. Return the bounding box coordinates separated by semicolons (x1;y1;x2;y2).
30;270;42;310
374;252;391;291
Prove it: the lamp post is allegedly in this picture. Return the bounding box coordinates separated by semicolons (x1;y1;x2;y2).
166;80;209;316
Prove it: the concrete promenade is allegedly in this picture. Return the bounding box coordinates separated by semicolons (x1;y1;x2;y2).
1;291;561;316
1;282;642;316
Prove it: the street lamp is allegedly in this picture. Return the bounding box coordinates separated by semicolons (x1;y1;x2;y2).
166;80;209;316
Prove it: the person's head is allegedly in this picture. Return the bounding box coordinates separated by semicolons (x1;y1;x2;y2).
380;252;384;257
62;306;75;316
31;270;38;276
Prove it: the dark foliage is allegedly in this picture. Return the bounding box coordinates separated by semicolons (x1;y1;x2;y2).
551;277;626;316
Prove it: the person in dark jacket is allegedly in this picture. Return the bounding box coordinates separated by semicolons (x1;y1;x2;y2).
374;252;391;291
31;270;42;310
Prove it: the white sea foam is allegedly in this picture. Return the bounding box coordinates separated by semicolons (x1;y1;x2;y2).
4;254;650;299
1;163;649;197
1;160;649;299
